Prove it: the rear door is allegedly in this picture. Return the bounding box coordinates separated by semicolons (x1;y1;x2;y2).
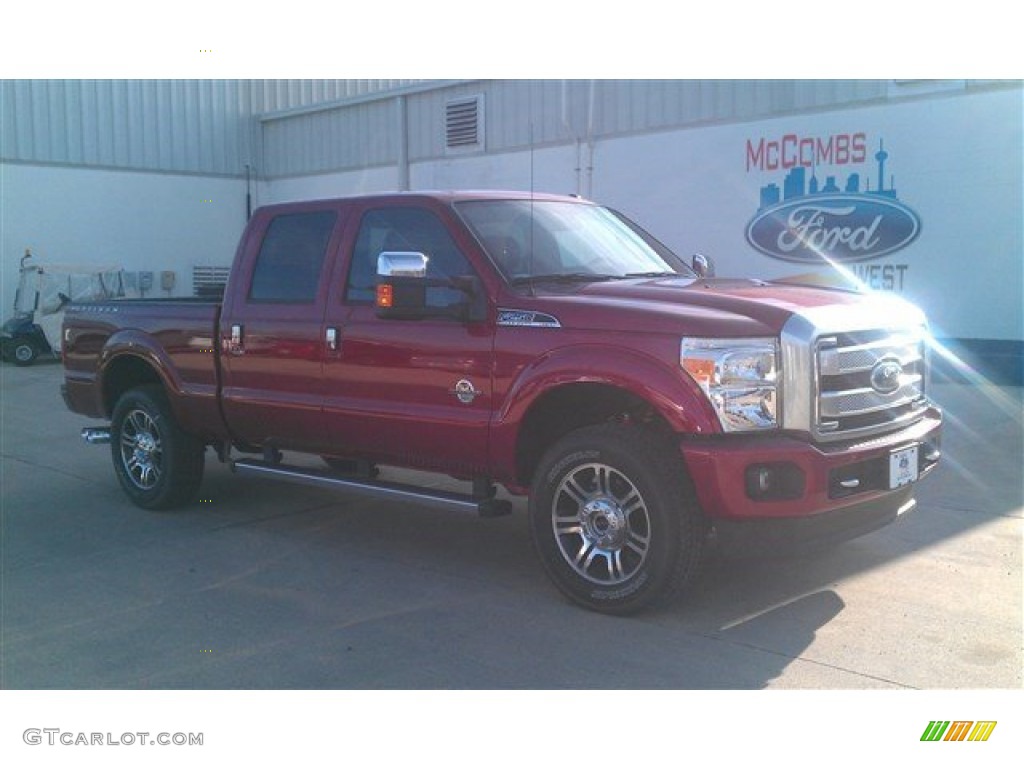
321;201;495;475
219;203;348;453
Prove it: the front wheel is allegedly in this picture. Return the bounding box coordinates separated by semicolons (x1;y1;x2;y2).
529;424;706;615
110;385;205;509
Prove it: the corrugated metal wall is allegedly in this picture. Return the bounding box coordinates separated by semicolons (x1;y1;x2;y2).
250;79;419;115
260;80;902;179
3;80;248;175
261;97;399;177
406;80;893;158
5;79;1003;180
1;79;418;176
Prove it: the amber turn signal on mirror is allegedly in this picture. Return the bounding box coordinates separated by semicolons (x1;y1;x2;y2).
376;283;394;309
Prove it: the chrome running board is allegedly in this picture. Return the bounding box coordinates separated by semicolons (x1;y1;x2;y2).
231;458;512;517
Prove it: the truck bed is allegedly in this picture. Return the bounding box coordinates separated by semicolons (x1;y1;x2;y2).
62;298;224;439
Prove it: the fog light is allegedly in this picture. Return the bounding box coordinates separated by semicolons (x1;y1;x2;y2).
754;467;773;495
745;462;805;501
923;438;941;463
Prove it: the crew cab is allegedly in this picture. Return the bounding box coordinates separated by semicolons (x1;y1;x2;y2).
61;191;942;614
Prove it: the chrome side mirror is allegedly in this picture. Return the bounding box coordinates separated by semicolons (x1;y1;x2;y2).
377;251;429;278
692;253;715;279
376;252;429;318
374;251;484;323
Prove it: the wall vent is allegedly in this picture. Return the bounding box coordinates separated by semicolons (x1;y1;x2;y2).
193;265;231;298
445;95;484;151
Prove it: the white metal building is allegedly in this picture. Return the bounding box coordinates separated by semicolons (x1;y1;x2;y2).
2;79;1021;378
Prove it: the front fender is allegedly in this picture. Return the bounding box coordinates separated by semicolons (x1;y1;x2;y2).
490;343;719;480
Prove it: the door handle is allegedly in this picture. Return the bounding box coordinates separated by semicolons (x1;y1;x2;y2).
326;327;340;352
230;323;244;354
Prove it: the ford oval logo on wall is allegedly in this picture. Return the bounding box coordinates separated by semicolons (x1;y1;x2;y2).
746;195;921;264
745;139;922;264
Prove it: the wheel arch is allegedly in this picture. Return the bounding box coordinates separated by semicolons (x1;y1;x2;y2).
495;345;719;489
513;382;663;488
100;354;165;416
98;331;182;419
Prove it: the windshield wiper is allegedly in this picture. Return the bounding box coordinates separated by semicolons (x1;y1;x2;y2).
623;271;686;278
510;273;621;286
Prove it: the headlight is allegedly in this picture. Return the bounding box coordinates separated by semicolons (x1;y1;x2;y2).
681;337;780;432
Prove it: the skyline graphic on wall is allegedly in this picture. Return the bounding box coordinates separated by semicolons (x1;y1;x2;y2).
756;139;899;211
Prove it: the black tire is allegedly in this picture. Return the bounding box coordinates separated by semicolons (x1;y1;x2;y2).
529;424;706;615
110;385;205;509
12;340;38;366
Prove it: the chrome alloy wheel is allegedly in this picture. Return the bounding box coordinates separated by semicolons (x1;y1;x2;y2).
119;409;164;490
551;462;652;585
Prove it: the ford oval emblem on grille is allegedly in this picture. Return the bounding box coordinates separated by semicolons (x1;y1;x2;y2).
870;360;903;395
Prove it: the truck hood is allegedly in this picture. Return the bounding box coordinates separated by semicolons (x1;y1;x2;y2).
512;276;925;337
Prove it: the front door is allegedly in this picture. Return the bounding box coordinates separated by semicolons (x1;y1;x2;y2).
322;203;494;475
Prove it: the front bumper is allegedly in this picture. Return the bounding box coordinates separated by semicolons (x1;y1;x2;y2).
680;406;942;542
711;486;917;554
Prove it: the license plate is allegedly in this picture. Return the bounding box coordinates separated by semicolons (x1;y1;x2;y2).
889;445;919;489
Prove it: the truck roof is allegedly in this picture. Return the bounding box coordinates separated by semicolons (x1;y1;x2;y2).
252;189;588;214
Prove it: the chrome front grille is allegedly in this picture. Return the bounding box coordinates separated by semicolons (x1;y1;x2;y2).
814;329;928;441
818;331;923;377
820;379;924;418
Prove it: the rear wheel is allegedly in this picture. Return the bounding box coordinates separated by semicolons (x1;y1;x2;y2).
12;340;38;366
529;424;706;615
110;385;205;509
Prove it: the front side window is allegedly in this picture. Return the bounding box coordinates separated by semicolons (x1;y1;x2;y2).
248;211;336;303
346;207;473;307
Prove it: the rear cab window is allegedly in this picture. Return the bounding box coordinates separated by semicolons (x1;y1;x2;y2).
248;211;337;303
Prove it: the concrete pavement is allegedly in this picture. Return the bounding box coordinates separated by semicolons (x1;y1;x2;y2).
1;360;1020;690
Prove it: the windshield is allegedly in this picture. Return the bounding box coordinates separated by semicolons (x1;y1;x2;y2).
455;200;694;284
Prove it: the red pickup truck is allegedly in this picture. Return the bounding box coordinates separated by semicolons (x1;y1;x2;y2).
61;191;942;614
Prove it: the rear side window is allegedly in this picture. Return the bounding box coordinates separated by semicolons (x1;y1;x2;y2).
248;211;336;302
